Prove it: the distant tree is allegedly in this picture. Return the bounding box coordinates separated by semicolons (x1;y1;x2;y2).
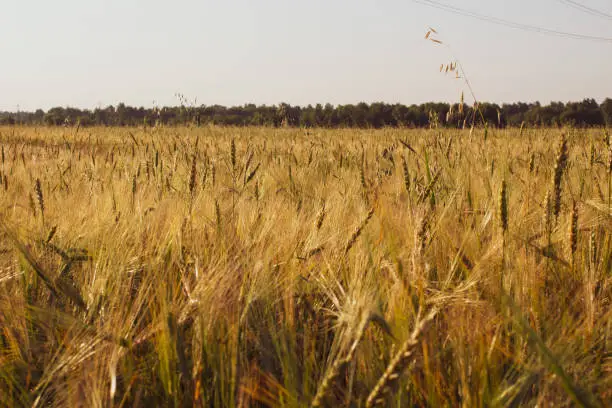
0;116;15;125
33;109;45;124
44;107;66;126
323;103;336;127
601;98;612;127
300;105;316;128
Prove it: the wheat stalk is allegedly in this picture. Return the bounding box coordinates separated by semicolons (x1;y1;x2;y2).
415;208;432;256
360;162;368;191
401;156;411;193
315;201;326;231
552;134;568;221
28;193;37;218
215;199;221;231
589;227;597;270
365;308;438;407
418;170;440;204
311;311;371;407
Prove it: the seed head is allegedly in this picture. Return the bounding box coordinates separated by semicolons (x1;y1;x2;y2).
543;190;552;235
498;180;508;233
568;200;578;261
552;134;568;220
34;178;44;217
230;139;236;171
189;155;197;196
401;156;411;193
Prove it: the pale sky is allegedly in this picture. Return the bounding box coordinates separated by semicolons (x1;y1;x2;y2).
1;0;611;111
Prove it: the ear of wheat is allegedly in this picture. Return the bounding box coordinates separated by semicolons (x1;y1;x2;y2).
365;308;438;407
553;135;568;220
315;201;326;230
189;155;197;196
498;180;508;233
230;138;236;172
345;208;375;254
568;200;578;265
34;178;44;221
401;156;411;193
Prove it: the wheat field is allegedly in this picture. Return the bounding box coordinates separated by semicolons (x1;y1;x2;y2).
0;125;610;407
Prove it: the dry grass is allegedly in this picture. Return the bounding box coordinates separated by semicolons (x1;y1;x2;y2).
0;125;610;407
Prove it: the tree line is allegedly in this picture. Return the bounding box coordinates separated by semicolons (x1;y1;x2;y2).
1;98;611;128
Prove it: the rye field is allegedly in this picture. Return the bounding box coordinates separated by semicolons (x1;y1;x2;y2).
0;125;610;407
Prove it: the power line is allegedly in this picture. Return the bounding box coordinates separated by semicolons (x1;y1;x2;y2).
414;0;612;41
411;0;612;42
557;0;612;21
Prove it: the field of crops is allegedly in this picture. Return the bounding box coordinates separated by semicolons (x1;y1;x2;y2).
0;125;610;407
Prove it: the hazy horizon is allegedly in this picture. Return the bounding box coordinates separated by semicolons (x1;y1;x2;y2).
2;0;612;111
